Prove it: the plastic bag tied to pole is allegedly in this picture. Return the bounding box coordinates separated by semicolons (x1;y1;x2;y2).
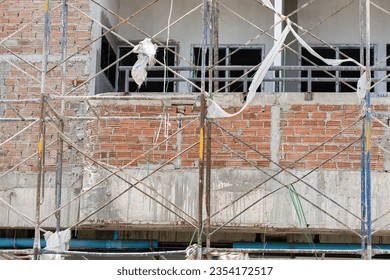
40;229;71;260
131;38;158;88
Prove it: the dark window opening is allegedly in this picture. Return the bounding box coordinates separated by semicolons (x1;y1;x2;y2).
339;47;374;92
118;46;176;92
193;47;226;92
301;46;374;92
101;35;116;88
301;48;336;92
193;46;263;93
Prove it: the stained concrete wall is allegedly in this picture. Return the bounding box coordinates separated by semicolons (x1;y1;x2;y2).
0;171;82;228
78;166;390;234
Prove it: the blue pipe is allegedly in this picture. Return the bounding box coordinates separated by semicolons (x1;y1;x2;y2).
233;242;390;251
361;117;366;255
366;77;372;255
0;239;157;249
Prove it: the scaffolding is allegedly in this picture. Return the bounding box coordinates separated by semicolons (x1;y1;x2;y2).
0;0;390;260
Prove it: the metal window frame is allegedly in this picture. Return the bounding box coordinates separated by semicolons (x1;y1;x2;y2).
116;42;179;92
298;44;377;93
191;44;265;93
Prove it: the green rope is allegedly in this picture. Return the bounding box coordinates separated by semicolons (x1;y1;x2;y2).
189;228;197;246
188;223;204;246
288;184;318;257
288;184;308;226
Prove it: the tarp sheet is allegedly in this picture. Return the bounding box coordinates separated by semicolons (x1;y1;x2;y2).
40;229;71;260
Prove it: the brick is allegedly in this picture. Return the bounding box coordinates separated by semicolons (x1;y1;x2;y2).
337;162;352;169
302;105;318;111
311;112;327;119
291;104;302;111
295;127;311;135
325;145;340;152
319;105;334;111
294;145;309;152
294;112;308;119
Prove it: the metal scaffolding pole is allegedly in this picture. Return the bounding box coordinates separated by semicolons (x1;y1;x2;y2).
205;0;218;251
54;0;68;233
365;0;373;260
33;0;51;260
359;0;367;259
197;0;210;260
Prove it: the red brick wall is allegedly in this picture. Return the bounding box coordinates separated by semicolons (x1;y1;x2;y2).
0;0;91;172
86;102;388;171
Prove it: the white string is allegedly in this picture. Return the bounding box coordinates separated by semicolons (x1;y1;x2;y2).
163;0;174;93
162;0;174;151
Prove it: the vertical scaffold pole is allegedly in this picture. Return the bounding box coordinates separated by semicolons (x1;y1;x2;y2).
34;0;51;260
55;0;68;233
359;0;367;259
365;0;372;260
205;0;218;251
198;0;209;260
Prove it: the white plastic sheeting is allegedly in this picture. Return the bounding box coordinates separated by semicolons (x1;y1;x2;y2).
40;229;71;260
131;38;158;87
206;1;366;119
185;244;249;260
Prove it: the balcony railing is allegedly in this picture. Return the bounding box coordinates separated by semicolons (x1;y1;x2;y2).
117;65;390;93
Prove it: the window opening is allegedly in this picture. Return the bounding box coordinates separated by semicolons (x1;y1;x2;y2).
100;35;117;89
118;45;177;92
192;45;263;93
300;46;374;92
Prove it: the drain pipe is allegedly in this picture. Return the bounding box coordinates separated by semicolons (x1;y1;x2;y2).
233;242;390;252
0;239;157;250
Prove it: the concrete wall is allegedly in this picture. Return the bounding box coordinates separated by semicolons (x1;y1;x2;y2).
79;167;390;234
0;171;82;228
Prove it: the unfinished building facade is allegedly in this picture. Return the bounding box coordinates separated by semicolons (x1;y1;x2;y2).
1;0;390;259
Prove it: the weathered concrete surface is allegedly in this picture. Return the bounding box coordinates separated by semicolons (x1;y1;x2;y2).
78;167;390;234
1;166;389;234
0;170;82;228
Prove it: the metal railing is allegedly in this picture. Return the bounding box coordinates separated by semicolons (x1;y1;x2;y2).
117;65;390;93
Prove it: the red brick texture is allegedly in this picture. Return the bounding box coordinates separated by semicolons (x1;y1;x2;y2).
0;0;91;172
85;103;389;171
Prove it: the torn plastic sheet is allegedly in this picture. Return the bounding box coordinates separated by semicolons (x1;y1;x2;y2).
40;229;71;260
357;71;368;103
131;38;158;88
185;244;249;260
260;0;275;11
207;8;365;118
207;23;290;118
